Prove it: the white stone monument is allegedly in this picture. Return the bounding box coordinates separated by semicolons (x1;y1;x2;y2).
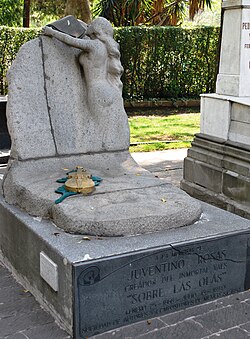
182;0;250;217
200;0;250;142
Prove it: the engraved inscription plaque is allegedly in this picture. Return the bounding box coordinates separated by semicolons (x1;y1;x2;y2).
73;232;250;338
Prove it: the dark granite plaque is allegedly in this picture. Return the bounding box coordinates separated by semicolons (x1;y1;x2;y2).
73;231;250;338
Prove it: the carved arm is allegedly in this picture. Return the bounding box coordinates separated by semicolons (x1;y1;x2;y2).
42;26;92;51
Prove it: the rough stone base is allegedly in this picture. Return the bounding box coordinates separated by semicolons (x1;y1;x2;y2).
2;151;201;236
181;133;250;219
1;194;250;337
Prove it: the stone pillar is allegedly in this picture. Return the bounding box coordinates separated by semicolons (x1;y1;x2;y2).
181;0;250;218
217;0;250;97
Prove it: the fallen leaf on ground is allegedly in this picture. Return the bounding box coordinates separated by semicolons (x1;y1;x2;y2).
82;236;91;241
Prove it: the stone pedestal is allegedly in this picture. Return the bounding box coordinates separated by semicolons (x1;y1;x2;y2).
216;0;250;97
181;0;250;217
1;194;250;338
182;133;250;218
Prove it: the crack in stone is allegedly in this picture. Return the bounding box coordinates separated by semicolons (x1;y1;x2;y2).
39;36;58;156
169;243;245;264
14;148;130;163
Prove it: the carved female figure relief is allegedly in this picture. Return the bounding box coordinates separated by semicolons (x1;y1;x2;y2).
43;17;130;151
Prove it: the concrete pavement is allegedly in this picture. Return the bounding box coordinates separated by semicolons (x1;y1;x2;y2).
1;149;250;339
132;148;187;187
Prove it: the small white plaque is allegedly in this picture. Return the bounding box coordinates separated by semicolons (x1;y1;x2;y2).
40;252;58;292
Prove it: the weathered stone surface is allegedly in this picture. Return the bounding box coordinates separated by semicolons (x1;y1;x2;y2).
6;39;56;160
200;94;250;145
52;184;201;236
2;151;201;236
231;102;250;123
7;25;130;159
41;35;129;155
3;151;146;215
42;18;130;154
183;156;222;194
230;120;250;145
4;18;201;235
223;170;250;206
182;135;250;218
200;94;231;141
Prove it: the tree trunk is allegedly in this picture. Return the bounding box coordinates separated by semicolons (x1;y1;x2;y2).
151;0;164;24
65;0;92;24
23;0;30;27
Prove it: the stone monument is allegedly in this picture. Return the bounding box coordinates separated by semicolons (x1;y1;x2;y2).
2;16;201;236
1;16;250;339
181;0;250;217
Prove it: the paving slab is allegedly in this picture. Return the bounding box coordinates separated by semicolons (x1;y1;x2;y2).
132;149;187;172
0;262;70;339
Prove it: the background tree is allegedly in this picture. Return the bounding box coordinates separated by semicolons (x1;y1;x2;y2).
65;0;92;23
23;0;30;27
0;0;216;28
149;0;186;26
93;0;153;26
30;0;67;26
189;0;213;20
93;0;214;26
31;0;66;17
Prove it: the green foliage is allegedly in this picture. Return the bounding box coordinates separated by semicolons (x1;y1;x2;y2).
115;26;220;99
30;0;67;27
93;0;153;26
0;25;219;99
93;0;214;26
31;0;66;16
0;0;23;27
0;26;39;94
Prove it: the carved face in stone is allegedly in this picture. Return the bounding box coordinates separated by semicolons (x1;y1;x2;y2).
86;17;113;39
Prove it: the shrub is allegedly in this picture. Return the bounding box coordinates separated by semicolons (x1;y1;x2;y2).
0;26;39;95
0;0;23;27
0;25;220;99
116;26;220;100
